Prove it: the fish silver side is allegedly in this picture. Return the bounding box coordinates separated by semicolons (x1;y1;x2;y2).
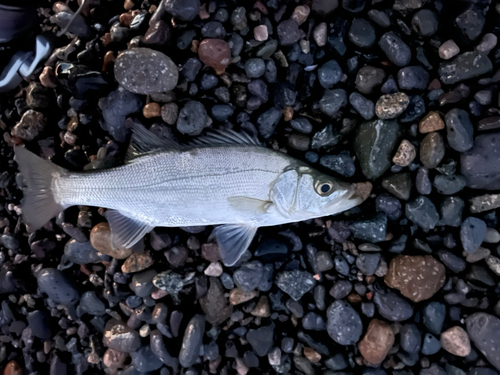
14;123;372;266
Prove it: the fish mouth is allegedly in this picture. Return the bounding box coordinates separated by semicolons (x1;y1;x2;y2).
348;181;372;204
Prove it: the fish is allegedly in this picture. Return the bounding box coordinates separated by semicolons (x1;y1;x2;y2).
14;123;372;266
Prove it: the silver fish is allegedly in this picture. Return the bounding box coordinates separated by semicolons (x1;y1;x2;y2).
15;123;371;266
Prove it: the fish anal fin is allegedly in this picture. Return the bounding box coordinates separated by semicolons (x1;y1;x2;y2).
209;224;258;266
126;122;184;162
106;209;153;249
227;196;272;214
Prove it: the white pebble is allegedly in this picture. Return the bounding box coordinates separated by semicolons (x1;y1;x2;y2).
204;262;223;277
439;40;460;60
483;227;500;243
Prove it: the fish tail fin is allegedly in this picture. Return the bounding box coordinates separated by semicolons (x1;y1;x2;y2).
14;147;67;231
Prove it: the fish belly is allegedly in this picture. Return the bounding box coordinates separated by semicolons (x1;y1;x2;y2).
54;146;290;227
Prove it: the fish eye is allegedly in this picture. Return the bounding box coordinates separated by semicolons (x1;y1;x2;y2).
315;180;334;196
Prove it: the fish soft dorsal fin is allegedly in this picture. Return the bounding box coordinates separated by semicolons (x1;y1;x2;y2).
209;224;258;266
106;209;153;249
126;122;185;162
189;129;262;147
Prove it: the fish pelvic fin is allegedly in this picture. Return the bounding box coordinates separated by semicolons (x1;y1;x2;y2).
14;146;67;231
106;209;153;249
209;224;258;267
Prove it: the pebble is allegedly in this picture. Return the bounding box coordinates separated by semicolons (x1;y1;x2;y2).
204;262;223;277
292;5;310;25
358;319;394;365
356;253;381;276
247;324;275;356
392;140;416;167
115;48;178;95
440;326;471;357
290;118;313;134
319;89;348;117
423;301;446;335
90;223;133;259
411;9;438;37
11;110;47;141
143;102;161;118
27;311;51;340
211;104;234;122
26;82;53;110
177;100;210;136
379;32;412;67
313;22;327;47
376;194;402;221
354;119;400;179
153;271;184;295
419;111;444;133
63;239;101;264
164;0;200;21
233;261;264;292
477;33;498;53
229;288;258;305
131;345;163;372
420;132;445;169
198;39;231;74
179;315;205;368
103;349;129;370
445;108;474;152
37;268;79;305
401;323;422;353
466;313;500;370
144;20;170;46
245;58;266;78
406;196;439;231
311;124;341;149
257;107;282;139
460;217;487;253
320;153;356;177
470;194;500;213
348;18;376;48
276;270;316;301
382;172;411;200
129;269;157;297
161;102;179;125
373;290;414;322
439;196;464;227
103;319;141;352
433;174;466;195
318;60;343;89
349;92;375;120
121;252;154;273
439;40;460;60
398;66;429;91
385;255;446;302
79;291;106;316
181;58;202;82
454;6;484;42
439;51;492;85
3;361;22;375
253;25;268;41
461;133;500;190
355;66;386;94
350;214;387;243
98;87;143;142
485;255;500;276
422;333;441;355
326;301;363;345
251;296;271;317
277;19;301;46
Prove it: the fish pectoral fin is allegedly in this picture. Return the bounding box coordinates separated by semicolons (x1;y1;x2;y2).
227;196;272;214
126;122;184;162
209;224;258;267
106;209;153;249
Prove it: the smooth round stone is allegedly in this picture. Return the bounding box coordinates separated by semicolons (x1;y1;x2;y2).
373;290;414;322
201;21;226;39
326;301;363;345
398;66;429;91
179;315;206;367
276;19;301;45
379;32;412;67
368;9;390;28
63;239;101;264
244;58;266;78
198;39;231;74
161;102;179;125
439;40;460;60
233;261;263;292
319;89;348;116
411;9;438;37
290;117;313;134
302;312;326;331
358;319;394;365
445;108;474;152
348;18;376;48
318;60;343;89
355;66;386;94
460;217;487;253
37;268;79;305
130;269;157;297
177;100;210;136
131;345;163;372
90;223;133;259
420;132;445;169
211;104;234;122
164;0;200;21
421;333;441;355
349;92;374;120
400;324;422;353
103;319;141;353
115;48;178;95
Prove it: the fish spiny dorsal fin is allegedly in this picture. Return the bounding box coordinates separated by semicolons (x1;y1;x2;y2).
189;128;263;147
126;122;185;162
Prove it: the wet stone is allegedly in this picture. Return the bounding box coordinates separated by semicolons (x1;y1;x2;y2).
320;153;356;177
161;103;178;125
130;269;157;297
326;301;363;345
319;89;348;117
349;92;375;120
406;196;439;231
420;132;445;169
276;270;316;301
103;319;141;352
257;107;281;139
277;19;301;46
348;18;376;48
37;268;79;305
385;255;446;302
350;214;387;243
164;0;200;21
400;94;426;123
121;252;154;274
460;217;486;253
376;194;402;221
11;110;47;141
445;108;474;152
392;139;416;167
439;196;464;227
153;271;184;295
198;39;231;74
247;324;275;356
177;100;210;136
439;51;492;85
398;66;429;91
355;66;386;95
411;9;438;37
373;290;414;322
433;175;466;195
382;173;411;200
233;261;263;292
115;48;178;95
179;315;205;368
318;60;343;89
423;301;446;335
440;326;471;357
379;32;412;67
358;319;395;365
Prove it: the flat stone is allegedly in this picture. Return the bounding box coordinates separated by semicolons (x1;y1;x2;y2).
382;173;412;200
115;48;178;95
373;290;414;322
358;319;394;365
354;119;400;179
460;217;487;253
276;270;316;301
466;313;500;371
200;278;232;325
350;213;387;243
461;133;500;190
438;51;492;85
440;326;471;357
229;288;258;305
179;315;205;368
405;196;439;231
247;324;275;356
385;255;446;302
419;111;444;133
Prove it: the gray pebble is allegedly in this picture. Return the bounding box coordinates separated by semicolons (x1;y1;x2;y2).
406;196;439;231
245;58;266;78
177;100;210;136
247;324;275;356
379;32;412;67
438;196;464;227
257;107;281;139
318;60;343;89
319;153;356;177
373;290;413;322
326;300;363;345
319;89;348;117
398;66;429;91
460;217;487;253
179;315;205;367
37;268;79;305
233;261;263;292
276;270;316;301
349;92;375;120
439;51;492;85
423;301;446;335
445;108;474;152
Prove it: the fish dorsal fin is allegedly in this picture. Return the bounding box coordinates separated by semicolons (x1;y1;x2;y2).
209;224;258;266
106;209;153;249
190;129;262;147
126;122;184;162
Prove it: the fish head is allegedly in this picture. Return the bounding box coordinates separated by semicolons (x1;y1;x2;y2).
270;165;372;221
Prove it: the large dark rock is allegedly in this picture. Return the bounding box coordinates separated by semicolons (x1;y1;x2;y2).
466;313;500;371
461;133;500;189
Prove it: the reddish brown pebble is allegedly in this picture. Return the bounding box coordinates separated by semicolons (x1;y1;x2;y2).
39;66;57;88
53;1;70;13
124;0;134;10
121;252;154;273
143;102;161;118
254;25;268;42
441;326;471;357
101;32;112;46
103;348;129;369
199;3;210;19
119;12;134;26
358;319;395;365
385;255;446;302
251;296;271;317
102;51;116;73
304;347;321;363
229;288;258;305
292;5;310;25
283;106;294;121
3;361;23;375
198;39;231;75
419;111;445;133
201;243;221;262
90;222;133;259
392;139;417;167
